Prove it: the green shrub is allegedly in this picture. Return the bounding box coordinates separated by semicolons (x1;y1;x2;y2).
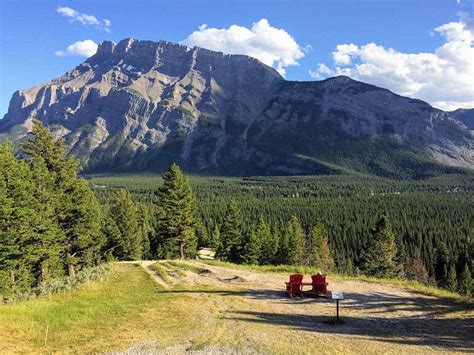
1;264;110;304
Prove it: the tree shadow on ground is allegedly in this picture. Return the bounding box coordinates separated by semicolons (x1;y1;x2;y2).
342;291;473;317
229;310;474;351
168;288;474;351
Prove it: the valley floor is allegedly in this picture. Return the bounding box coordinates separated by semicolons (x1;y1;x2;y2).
1;261;473;353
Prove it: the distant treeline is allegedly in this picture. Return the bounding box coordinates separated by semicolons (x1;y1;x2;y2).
92;173;474;296
1;122;473;299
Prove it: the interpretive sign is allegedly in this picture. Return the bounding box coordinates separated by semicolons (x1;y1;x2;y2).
331;291;344;321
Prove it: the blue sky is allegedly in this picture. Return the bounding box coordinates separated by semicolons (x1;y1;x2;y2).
1;0;473;117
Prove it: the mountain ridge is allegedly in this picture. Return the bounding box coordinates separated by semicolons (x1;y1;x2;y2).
1;38;473;178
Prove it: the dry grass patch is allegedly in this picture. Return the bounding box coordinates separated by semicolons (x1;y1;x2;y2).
149;262;173;284
0;263;213;353
167;260;211;274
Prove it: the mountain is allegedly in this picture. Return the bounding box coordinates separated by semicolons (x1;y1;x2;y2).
1;38;473;178
450;108;474;130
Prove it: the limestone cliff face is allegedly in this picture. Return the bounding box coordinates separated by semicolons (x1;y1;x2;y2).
1;38;472;176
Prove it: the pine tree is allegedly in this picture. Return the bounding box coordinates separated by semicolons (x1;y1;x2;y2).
320;235;334;272
100;214;121;261
157;163;196;259
435;242;449;288
217;200;243;263
137;204;152;259
306;223;334;271
403;248;429;284
27;156;64;282
307;222;326;267
145;205;161;259
0;142;64;292
458;263;472;296
286;215;304;265
109;189;142;260
63;179;103;272
446;264;457;292
211;223;221;250
275;224;289;265
0;142;38;294
256;217;275;265
195;219;210;248
242;231;260;264
440;264;449;289
360;216;398;278
21;120;103;276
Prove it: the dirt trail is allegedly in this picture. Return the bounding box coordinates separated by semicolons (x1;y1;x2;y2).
118;260;170;289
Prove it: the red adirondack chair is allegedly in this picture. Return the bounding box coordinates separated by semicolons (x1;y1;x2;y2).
311;274;328;296
285;274;304;298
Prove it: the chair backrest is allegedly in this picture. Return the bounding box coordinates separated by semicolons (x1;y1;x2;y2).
289;274;304;283
312;274;326;284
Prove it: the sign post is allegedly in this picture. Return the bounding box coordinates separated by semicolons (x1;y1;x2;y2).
331;291;344;322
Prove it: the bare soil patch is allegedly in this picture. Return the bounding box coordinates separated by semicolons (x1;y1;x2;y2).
147;260;474;353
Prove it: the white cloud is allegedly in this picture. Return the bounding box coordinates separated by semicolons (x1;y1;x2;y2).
310;15;474;111
57;6;111;32
181;19;304;76
332;44;359;65
55;39;98;57
309;63;332;80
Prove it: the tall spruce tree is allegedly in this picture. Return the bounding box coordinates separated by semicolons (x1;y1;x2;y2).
217;200;243;263
195;219;210;248
211;223;221;250
286;215;304;265
0;142;42;294
28;156;65;282
403;248;429;284
109;189;142;260
101;214;122;261
458;263;472;296
360;216;398;278
275;222;289;265
256;217;275;265
307;222;333;271
307;222;325;267
137;204;152;259
435;243;449;289
157;163;196;259
242;231;260;264
446;264;458;292
320;235;334;272
22;120;103;276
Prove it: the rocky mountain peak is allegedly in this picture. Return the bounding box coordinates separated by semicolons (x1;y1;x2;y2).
0;38;472;177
